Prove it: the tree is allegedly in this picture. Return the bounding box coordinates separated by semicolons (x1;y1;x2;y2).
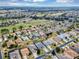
1;29;9;35
55;47;61;53
52;50;56;55
8;34;14;40
2;42;7;47
55;47;64;54
14;36;18;40
37;49;40;55
8;44;18;49
29;25;32;28
19;26;23;30
12;27;16;33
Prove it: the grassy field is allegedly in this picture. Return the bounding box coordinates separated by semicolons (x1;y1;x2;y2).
0;20;51;35
0;19;11;22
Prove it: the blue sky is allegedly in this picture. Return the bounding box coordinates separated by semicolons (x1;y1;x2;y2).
0;0;79;7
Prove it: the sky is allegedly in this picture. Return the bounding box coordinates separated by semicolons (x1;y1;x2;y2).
0;0;79;7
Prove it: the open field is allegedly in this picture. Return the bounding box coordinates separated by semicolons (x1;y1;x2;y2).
0;19;9;22
0;19;52;34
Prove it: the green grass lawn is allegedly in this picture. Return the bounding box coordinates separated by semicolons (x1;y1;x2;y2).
0;20;51;35
50;44;57;49
37;49;45;56
33;38;43;43
0;19;11;22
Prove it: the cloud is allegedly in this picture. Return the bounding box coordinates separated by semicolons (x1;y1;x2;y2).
0;2;20;6
0;1;45;6
56;0;74;3
24;0;45;2
0;0;46;6
33;0;45;2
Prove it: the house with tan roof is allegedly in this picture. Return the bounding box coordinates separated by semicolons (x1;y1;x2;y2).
7;40;15;48
20;48;30;59
63;48;79;59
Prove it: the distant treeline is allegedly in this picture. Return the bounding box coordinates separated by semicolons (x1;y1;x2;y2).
0;15;26;20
